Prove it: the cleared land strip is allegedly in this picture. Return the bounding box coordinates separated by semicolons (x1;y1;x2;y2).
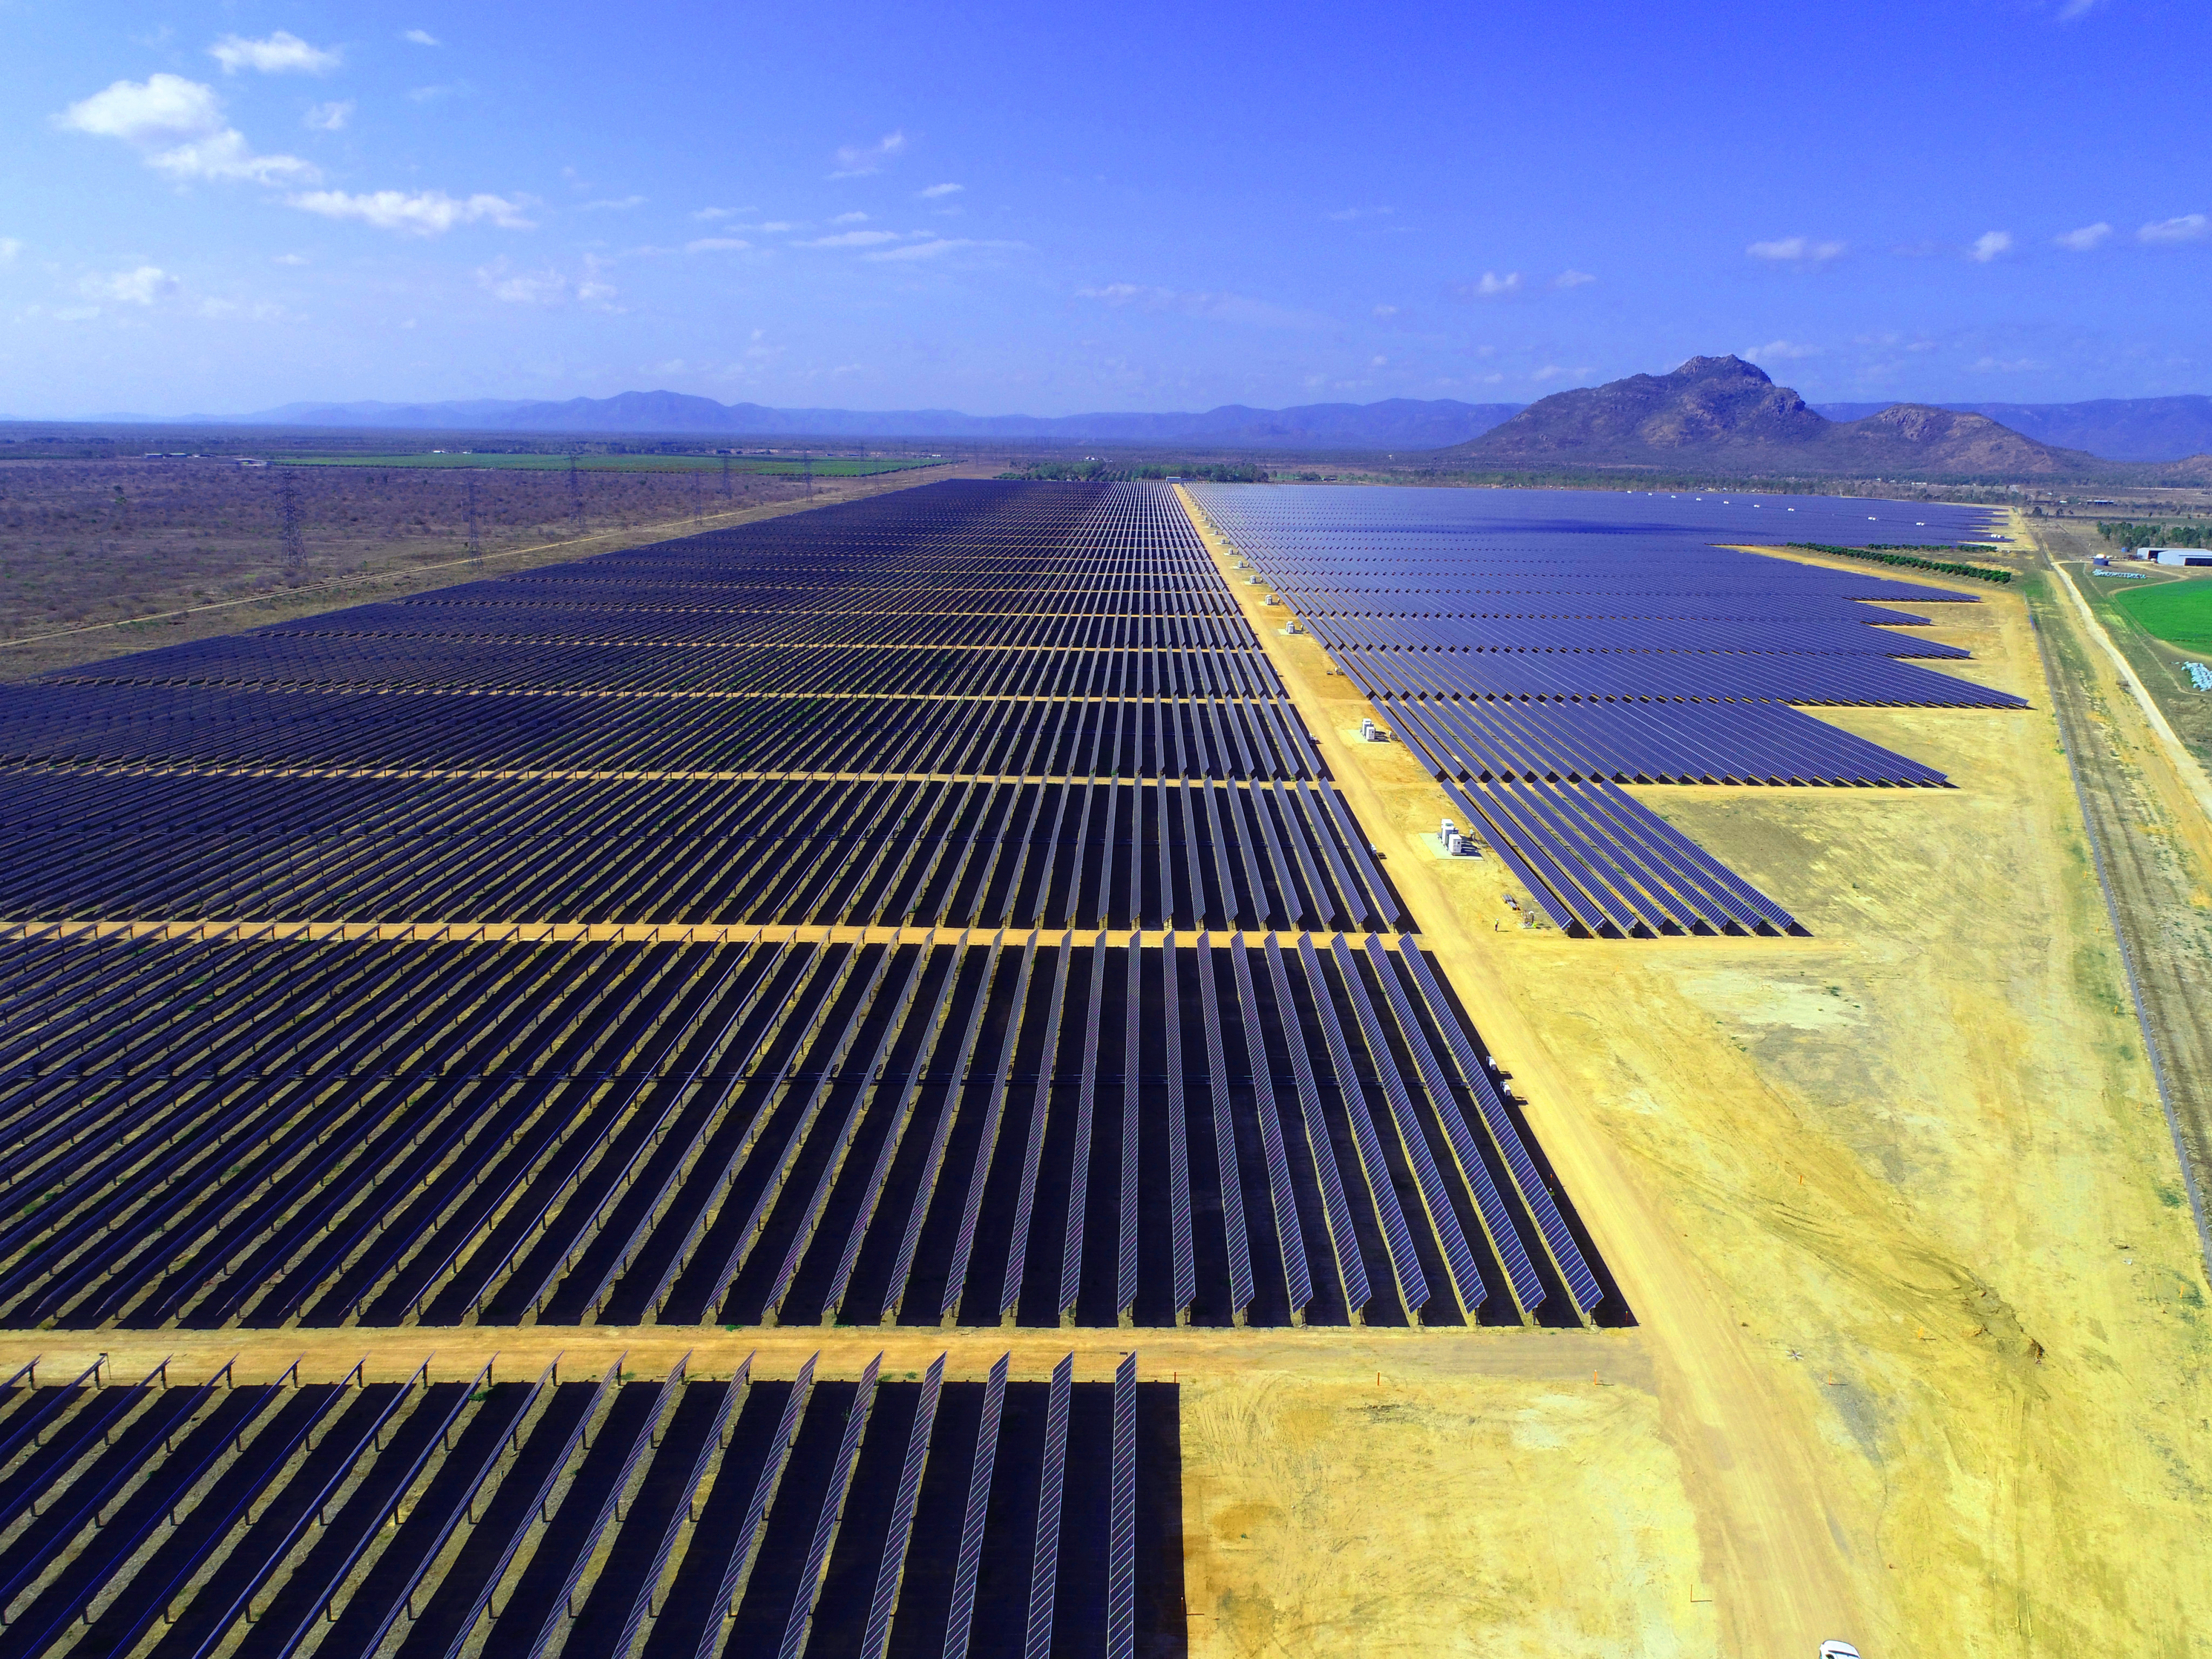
2030;561;2212;1268
0;1325;1640;1390
0;916;1407;949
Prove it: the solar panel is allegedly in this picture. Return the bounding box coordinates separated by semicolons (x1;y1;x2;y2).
1107;1353;1138;1659
1023;1354;1074;1659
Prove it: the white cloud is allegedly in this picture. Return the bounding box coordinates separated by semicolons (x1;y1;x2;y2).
0;239;21;264
82;265;178;305
1075;282;1321;328
576;256;618;306
273;251;309;265
831;130;906;177
304;100;353;132
2139;213;2209;245
476;262;567;304
1968;230;2013;262
1531;364;1571;382
691;206;753;221
403;29;440;45
1326;205;1393;221
802;228;901;247
57;74;316;184
1552;269;1596;288
759;221;794;233
1970;355;2044;372
865;237;977;261
1372;303;1398;319
831;211;870;224
1460;271;1522;299
579;195;647;212
209;31;340;75
685;237;750;253
407;83;464;104
1744;338;1819;361
919;182;963;199
2054;221;2111;251
197;296;286;321
1747;236;1846;263
291;188;533;234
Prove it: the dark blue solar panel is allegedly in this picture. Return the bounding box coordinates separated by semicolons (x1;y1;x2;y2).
1191;482;2022;937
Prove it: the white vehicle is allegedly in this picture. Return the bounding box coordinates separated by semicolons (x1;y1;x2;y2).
1818;1643;1862;1659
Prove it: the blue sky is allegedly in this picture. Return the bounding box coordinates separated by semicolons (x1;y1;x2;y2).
4;0;2207;416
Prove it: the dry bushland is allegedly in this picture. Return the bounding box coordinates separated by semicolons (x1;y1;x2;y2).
0;458;807;634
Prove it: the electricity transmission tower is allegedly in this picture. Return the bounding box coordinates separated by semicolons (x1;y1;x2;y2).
279;468;306;574
568;455;586;536
691;466;703;522
721;453;732;502
466;472;482;563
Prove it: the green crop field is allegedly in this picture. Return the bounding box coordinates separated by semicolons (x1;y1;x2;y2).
274;452;945;477
2115;576;2212;653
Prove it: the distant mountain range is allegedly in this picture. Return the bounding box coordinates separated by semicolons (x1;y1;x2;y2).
171;390;1525;450
1810;395;2212;463
58;380;2212;464
1444;355;2151;478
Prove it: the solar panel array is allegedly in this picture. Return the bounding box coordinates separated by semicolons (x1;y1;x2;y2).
0;476;1628;1649
1188;484;2026;938
0;480;1607;1333
0;1348;1179;1659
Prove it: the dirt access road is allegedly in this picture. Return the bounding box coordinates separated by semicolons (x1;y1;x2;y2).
2021;514;2212;1266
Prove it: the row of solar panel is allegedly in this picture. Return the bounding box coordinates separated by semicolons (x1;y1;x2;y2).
0;684;1325;780
1386;696;1950;787
1333;645;2025;709
0;772;1398;932
0;1352;1175;1659
252;603;1259;653
51;637;1292;703
1243;593;1938;625
1308;613;1971;659
418;575;1240;611
0;930;1601;1331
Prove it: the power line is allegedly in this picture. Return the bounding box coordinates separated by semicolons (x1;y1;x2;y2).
278;468;306;572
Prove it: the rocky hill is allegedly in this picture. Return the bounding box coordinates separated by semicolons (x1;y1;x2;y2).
1447;355;2102;477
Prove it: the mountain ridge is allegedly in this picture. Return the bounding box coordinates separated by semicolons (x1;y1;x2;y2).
1445;355;2114;477
133;392;1526;449
49;380;2212;465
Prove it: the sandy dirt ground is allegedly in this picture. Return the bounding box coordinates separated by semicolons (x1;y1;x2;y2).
1167;489;2212;1657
